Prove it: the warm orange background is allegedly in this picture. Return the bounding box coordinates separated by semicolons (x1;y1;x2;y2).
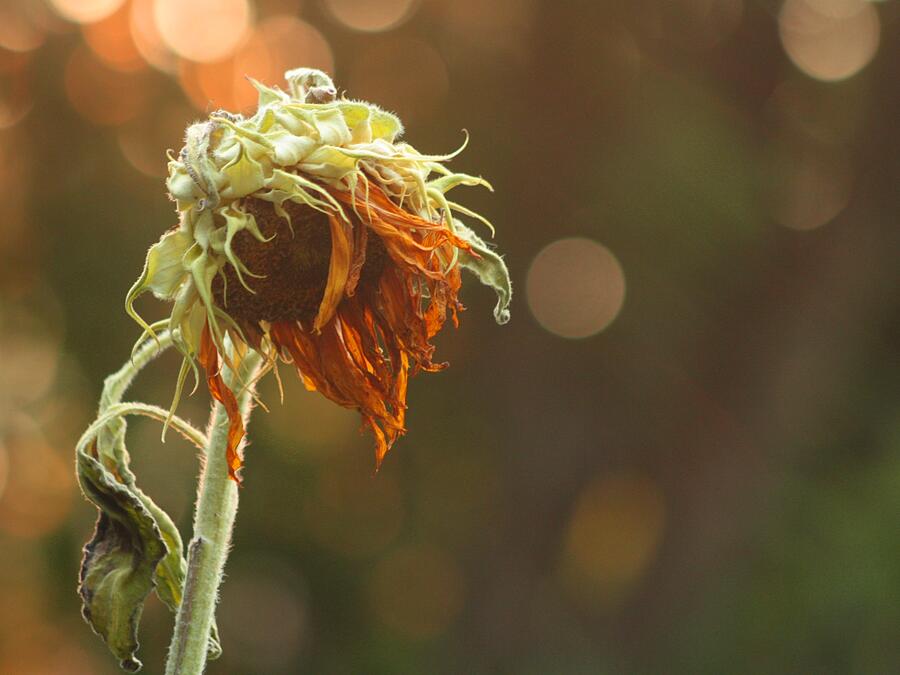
1;1;898;673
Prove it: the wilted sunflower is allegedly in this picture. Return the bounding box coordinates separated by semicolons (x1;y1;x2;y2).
126;68;511;481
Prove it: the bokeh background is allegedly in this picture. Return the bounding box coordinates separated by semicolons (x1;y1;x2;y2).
1;0;899;673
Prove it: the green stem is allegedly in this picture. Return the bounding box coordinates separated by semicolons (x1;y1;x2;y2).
76;402;207;455
97;330;174;466
101;328;173;409
165;342;262;675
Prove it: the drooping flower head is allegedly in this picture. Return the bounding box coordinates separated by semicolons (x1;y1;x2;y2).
127;68;511;481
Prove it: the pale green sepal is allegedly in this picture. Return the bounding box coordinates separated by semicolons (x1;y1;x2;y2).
145;230;192;299
445;198;496;236
161;356;192;442
428;172;494;195
248;77;287;107
220;144;266;199
125;230;191;340
270;131;317;166
338;101;403;143
369;106;403;142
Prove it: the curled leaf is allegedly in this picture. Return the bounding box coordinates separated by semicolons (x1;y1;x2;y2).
78;446;164;673
77;336;220;670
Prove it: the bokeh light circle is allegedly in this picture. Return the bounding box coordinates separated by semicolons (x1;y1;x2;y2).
130;0;178;73
771;148;853;231
0;331;59;405
232;15;334;105
82;4;145;72
64;47;151;126
154;0;252;63
559;473;665;608
779;0;880;82
117;102;195;177
0;432;74;539
0;58;34;129
527;237;626;339
323;0;418;32
48;0;125;24
0;5;46;52
179;16;333;113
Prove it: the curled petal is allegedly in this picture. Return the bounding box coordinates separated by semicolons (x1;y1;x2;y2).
313;213;353;332
199;323;245;482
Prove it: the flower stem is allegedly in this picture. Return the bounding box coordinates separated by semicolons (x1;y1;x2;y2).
165;343;262;675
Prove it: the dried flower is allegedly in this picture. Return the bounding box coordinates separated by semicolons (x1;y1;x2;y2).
126;69;510;480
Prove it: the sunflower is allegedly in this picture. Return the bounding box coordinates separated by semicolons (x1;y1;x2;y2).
126;68;511;481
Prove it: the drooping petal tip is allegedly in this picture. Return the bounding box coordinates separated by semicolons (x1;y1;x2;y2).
199;323;246;484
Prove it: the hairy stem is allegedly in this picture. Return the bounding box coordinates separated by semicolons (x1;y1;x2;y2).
97;330;175;475
165;343;262;675
76;402;207;455
102;327;173;409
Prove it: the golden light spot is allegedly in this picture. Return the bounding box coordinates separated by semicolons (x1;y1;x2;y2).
0;4;46;52
82;3;145;72
130;0;178;73
235;15;334;94
559;474;666;609
0;332;59;406
779;0;880;82
116;102;195;177
347;38;448;124
0;624;103;675
179;16;333;113
154;0;252;63
771;147;853;231
527;237;626;339
0;429;74;539
19;2;70;36
323;0;419;32
369;545;465;640
47;0;125;24
178;58;235;111
64;46;151;126
0;56;33;129
303;459;404;556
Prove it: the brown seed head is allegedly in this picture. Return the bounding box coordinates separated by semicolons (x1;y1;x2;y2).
212;199;386;326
